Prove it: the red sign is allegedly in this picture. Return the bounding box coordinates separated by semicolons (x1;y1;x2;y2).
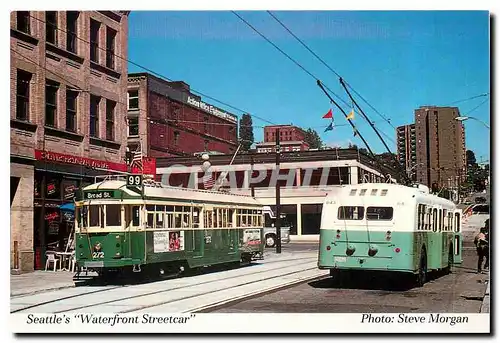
131;157;157;176
35;150;127;172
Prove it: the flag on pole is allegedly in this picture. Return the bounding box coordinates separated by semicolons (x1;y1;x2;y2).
322;109;333;119
324;122;334;132
202;172;215;189
131;145;143;171
346;109;355;120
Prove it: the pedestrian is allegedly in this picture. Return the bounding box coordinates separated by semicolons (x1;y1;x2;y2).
474;219;489;273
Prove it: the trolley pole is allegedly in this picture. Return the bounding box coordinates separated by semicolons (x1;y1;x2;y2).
275;128;282;254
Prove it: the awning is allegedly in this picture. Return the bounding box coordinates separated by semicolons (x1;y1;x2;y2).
59;203;75;212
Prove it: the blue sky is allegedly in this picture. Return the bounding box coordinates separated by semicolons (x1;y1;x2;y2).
128;10;490;160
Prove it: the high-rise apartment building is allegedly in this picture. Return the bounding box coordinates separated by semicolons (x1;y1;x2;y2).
414;106;466;190
396;124;416;180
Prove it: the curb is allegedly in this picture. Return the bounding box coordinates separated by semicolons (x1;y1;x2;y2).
187;272;328;313
480;279;490;313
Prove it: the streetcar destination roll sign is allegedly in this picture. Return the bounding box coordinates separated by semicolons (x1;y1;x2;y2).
85;191;115;199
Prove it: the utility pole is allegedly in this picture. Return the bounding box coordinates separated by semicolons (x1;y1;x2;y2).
275;128;282;254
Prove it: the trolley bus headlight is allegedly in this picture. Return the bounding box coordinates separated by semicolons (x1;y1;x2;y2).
368;244;378;257
346;244;356;256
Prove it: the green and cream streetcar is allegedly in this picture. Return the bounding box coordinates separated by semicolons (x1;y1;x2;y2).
318;183;463;286
73;175;265;279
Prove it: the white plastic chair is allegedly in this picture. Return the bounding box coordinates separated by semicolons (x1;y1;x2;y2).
45;251;59;272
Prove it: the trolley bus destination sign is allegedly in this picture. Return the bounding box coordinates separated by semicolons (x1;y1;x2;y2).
85;190;117;200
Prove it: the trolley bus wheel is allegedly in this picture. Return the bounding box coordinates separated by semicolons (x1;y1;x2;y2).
265;234;276;248
416;249;427;287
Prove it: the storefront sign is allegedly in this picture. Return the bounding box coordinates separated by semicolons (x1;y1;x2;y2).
44;212;59;221
85;191;116;200
35;150;128;172
186;96;237;123
64;184;77;200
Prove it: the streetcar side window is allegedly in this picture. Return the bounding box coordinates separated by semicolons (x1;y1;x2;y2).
105;204;121;227
89;205;100;227
338;206;364;220
417;204;424;230
155;205;165;228
426;208;432;231
438;209;443;232
146;205;155;228
366;207;393;221
132;206;140;226
228;209;234;227
166;206;174;228
193;207;201;228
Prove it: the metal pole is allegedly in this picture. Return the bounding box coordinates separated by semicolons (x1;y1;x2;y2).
275;128;281;254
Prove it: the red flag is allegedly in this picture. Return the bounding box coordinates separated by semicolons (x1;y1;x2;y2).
322;109;333;119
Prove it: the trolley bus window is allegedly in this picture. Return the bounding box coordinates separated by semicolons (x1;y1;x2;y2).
338;206;364;220
89;205;100;227
438;209;443;232
432;209;437;232
132;206;140;226
366;207;393;220
454;213;460;232
106;204;121;226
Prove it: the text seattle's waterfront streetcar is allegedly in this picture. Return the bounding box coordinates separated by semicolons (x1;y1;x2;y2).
73;176;265;279
318;183;463;286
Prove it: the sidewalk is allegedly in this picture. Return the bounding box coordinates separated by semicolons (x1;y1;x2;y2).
10;271;75;297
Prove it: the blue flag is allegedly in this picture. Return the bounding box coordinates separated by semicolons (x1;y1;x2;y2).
324;122;334;132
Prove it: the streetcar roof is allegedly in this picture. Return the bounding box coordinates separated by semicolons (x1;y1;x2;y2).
82;180;262;206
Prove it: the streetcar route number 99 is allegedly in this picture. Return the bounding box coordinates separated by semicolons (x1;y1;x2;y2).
127;175;142;186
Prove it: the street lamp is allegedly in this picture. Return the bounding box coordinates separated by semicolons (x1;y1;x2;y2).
455;116;490;129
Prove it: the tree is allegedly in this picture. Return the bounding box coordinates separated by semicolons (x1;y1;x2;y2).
466;150;476;167
304;128;323;149
238;113;254;152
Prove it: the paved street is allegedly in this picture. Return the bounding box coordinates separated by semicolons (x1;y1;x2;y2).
209;249;489;313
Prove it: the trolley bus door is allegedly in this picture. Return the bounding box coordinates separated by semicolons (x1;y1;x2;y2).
453;210;463;264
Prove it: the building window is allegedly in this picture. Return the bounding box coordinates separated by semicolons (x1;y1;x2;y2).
128;117;139;136
174;131;180;145
66;11;79;54
106;99;115;141
90;95;100;138
106;27;116;69
16;70;31;121
90;19;100;63
46;11;57;44
45;80;59;127
17;11;30;34
66;88;78;132
128;90;139;110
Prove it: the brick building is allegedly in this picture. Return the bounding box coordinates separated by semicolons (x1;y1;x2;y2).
396;124;416;180
126;72;238;158
256;125;309;153
10;11;130;272
414;106;467;190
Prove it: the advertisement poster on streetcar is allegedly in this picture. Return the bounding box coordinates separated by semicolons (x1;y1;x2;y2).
153;230;184;253
243;229;261;246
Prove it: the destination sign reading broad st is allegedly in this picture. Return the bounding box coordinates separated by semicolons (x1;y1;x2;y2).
85;191;115;200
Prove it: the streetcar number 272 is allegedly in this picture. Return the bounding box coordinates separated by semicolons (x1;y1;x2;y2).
92;252;104;259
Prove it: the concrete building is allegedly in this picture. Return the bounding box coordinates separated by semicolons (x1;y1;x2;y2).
396;124;416;180
126;72;238;158
10;11;130;272
414;106;467;190
256;125;309;153
155;149;397;239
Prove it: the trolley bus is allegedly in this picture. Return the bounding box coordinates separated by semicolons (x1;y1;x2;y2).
73;175;265;279
318;183;463;286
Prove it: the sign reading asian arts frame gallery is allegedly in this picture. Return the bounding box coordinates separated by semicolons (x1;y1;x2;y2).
186;96;237;123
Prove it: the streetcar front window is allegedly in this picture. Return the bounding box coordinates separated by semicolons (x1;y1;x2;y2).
89;205;100;227
132;206;140;226
106;204;121;226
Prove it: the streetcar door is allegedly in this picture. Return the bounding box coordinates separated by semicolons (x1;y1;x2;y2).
452;210;463;264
